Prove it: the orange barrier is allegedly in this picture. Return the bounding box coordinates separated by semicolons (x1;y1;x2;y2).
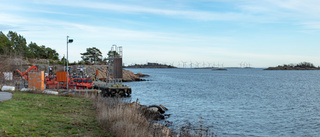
56;71;67;82
28;71;44;91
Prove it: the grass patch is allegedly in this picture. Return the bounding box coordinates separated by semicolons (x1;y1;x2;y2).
0;91;110;137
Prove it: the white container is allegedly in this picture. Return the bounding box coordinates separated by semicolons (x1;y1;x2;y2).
21;88;33;92
1;86;15;91
42;90;59;95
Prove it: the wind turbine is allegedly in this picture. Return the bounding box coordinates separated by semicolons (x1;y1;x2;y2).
195;62;200;68
182;61;187;68
247;63;251;68
207;63;211;68
170;62;174;67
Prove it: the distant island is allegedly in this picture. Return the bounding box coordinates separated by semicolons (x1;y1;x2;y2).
265;62;320;70
124;62;176;68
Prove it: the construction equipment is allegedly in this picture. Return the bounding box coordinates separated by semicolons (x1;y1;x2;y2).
16;65;38;80
45;75;59;88
94;45;132;97
71;77;93;89
45;75;93;89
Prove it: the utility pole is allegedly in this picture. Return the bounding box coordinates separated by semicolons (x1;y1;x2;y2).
47;60;49;75
63;54;65;71
94;52;97;81
66;36;73;90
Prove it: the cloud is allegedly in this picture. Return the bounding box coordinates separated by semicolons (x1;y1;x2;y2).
300;22;320;30
29;0;320;32
2;12;232;63
0;24;17;31
8;0;320;25
0;13;28;24
232;0;320;32
265;0;320;14
5;0;320;24
2;0;320;67
32;0;254;22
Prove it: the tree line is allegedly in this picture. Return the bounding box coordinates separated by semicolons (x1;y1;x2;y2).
280;62;317;68
1;31;117;65
0;31;59;60
79;47;122;65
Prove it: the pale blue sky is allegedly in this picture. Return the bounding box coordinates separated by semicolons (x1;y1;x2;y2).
1;0;320;67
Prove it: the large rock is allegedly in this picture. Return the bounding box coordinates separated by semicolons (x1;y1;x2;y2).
83;65;144;82
123;69;145;82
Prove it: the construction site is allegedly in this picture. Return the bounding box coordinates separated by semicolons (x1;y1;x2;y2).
0;45;141;97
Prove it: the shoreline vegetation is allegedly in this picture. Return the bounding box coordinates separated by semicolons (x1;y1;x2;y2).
264;62;320;70
0;91;216;137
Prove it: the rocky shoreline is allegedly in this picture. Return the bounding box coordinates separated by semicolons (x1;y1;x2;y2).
264;67;320;70
264;62;320;70
122;69;147;82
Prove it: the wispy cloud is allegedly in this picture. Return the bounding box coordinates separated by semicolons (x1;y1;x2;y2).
0;13;28;24
2;0;320;66
31;0;320;31
1;12;233;62
238;0;320;28
33;0;254;22
8;0;320;25
300;21;320;30
266;0;320;15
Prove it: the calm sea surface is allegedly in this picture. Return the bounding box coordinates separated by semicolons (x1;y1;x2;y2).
124;68;320;137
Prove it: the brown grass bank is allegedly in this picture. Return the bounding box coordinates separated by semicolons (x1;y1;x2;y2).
91;96;169;137
86;94;216;137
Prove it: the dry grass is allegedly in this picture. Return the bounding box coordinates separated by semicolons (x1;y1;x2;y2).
84;93;217;137
89;95;168;137
173;122;217;137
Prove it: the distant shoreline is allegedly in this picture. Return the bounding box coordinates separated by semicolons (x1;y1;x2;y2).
124;62;176;68
264;62;320;70
264;67;320;70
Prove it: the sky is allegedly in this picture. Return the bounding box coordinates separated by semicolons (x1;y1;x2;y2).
1;0;320;68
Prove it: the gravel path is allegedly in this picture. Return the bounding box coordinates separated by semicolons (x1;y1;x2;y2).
0;92;12;101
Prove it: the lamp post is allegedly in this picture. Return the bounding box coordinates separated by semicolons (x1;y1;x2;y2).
66;36;73;90
63;54;65;71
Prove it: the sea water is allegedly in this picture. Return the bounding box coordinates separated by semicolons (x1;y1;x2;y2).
125;68;320;136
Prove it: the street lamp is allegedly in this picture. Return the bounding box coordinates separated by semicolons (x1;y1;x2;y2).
67;36;73;90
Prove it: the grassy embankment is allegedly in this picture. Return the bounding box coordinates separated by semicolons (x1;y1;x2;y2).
0;92;169;137
0;91;110;137
0;91;215;137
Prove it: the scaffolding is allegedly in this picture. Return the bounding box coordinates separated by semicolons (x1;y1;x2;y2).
106;44;123;85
